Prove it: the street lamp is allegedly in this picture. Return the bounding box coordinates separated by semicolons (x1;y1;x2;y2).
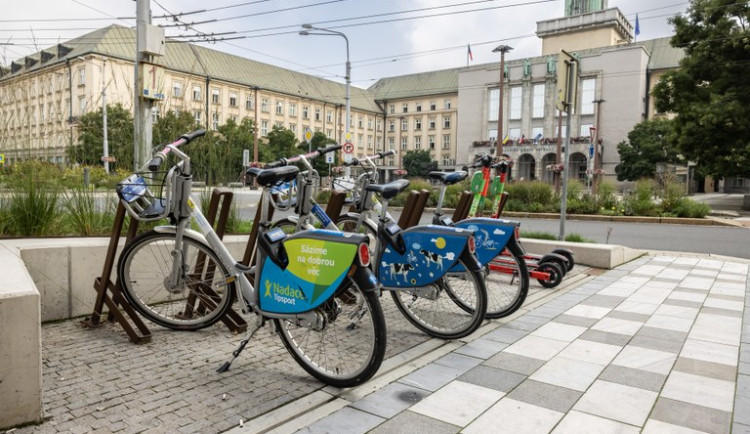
78;55;110;173
299;24;351;177
492;45;513;162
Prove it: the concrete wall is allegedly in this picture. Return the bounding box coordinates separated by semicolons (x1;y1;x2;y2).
0;246;43;430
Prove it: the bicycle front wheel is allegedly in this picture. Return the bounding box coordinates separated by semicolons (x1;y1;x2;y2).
336;215;378;253
275;279;386;388
118;230;235;330
484;248;529;319
390;256;487;339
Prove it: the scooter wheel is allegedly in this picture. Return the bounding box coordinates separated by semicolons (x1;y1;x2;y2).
537;262;564;288
552;249;575;272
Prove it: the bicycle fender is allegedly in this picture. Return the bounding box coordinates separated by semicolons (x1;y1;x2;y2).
453;218;518;266
153;226;209;245
258;229;362;314
378;225;471;288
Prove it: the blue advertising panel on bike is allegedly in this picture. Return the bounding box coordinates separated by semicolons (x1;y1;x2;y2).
378;225;470;288
451;218;517;269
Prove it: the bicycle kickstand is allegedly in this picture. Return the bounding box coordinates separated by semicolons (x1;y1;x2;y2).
216;316;265;373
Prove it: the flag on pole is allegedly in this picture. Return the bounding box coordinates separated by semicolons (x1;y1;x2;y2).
635;14;640;36
502;135;510;145
467;44;474;61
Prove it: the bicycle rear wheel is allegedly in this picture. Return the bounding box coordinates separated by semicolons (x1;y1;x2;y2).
336;215;378;253
275;279;386;388
483;248;529;319
118;230;235;330
390;257;487;339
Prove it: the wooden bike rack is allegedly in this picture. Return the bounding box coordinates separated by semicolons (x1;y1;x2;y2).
406;190;430;228
453;191;473;222
87;202;151;344
182;188;247;333
325;190;347;223
397;190;421;228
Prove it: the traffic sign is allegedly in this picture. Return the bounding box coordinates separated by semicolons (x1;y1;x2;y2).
343;142;354;154
325;153;334;164
243;149;250;166
588;144;594;158
305;130;313;142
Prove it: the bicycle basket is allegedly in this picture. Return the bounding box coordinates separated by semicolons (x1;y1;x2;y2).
116;171;171;221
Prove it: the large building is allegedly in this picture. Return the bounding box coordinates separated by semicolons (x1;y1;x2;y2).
2;1;710;188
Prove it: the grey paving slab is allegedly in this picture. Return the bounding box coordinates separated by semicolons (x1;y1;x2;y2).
629;333;685;353
369;410;460;434
578;329;632;346
350;382;428;419
505;379;582;413
482;352;545;376
453;338;507;359
651;397;732;433
482;326;528;344
736;395;750;426
432;352;484;372
398;362;468;392
553;314;599;328
297;406;385;434
598;365;667;392
457;365;525;393
673;357;737;381
580;294;626;308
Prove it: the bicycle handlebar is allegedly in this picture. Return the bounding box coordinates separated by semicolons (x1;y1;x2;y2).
264;144;343;169
344;149;396;167
148;129;206;171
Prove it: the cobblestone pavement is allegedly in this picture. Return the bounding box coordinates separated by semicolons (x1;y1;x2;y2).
6;273;580;434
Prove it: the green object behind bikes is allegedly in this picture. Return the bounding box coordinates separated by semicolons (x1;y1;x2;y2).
470;171;485;194
488;176;503;198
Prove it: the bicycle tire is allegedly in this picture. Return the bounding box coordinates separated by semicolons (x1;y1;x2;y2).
537;262;564;288
118;230;235;330
390;256;487;339
336;215;378;254
275;279;387;388
271;217;300;234
483;248;530;319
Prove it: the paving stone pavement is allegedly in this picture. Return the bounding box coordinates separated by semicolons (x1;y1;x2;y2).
248;254;750;434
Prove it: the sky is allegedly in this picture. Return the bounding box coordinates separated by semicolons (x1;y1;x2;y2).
2;0;690;89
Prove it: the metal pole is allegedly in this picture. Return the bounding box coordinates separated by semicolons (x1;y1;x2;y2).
559;58;577;241
492;45;513;160
101;57;109;174
134;0;153;170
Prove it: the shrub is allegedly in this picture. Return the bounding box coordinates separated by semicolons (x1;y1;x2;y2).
7;176;60;236
528;181;554;206
62;186;114;236
596;180;618;210
672;198;710;218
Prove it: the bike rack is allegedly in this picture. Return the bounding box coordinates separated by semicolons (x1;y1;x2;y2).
87;201;152;344
325;190;347;223
241;194;276;277
494;192;510;217
453;191;473;222
406;189;430;228
397;190;421;228
182;188;247;334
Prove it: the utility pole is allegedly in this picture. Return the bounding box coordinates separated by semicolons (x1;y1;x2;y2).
101;57;109;174
133;0;164;170
555;49;578;241
492;45;513;161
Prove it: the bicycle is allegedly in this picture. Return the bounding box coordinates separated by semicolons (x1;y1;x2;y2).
270;150;488;340
465;154;572;288
115;130;386;387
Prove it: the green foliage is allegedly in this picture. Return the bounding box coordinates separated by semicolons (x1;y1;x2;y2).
443;181;470;209
564;233;595;243
622;179;659;216
616;119;681;181
7;176;60;236
652;0;750;178
62;186;114;236
596;180;618;209
672;198;710;218
265;124;299;162
300;132;338;176
520;230;594;243
388;178;437;207
403;150;437;177
67;103;134;172
504;181;558;213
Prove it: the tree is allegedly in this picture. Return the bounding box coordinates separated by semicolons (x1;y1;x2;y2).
615;119;681;181
297;131;338;176
403;149;437;177
652;0;750;178
265;124;299;162
67;103;133;171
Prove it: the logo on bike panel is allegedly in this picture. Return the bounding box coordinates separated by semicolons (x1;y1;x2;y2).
379;229;465;288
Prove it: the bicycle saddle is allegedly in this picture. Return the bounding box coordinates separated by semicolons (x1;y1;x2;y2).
428;171;468;185
247;166;299;188
365;179;409;200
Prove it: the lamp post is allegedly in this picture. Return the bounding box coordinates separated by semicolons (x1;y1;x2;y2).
300;24;351;177
79;55;110;173
492;44;513;161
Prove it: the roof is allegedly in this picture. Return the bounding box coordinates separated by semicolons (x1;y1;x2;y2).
0;25;380;112
368;68;460;100
638;37;685;70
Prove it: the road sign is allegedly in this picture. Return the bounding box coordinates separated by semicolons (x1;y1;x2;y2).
589;144;594;158
305;130;313;142
243;149;250;166
345;132;352;141
555;49;578;113
343;142;354;154
325;153;334;164
101;156;116;163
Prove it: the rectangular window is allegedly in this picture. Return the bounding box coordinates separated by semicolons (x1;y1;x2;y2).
302;106;309;119
194;110;202;124
580;78;596;115
401;137;408;150
442;134;451;149
367;136;373;149
414;118;422;131
443;116;451;129
229;92;237;107
402;103;408;113
327;129;333;138
414;136;421;149
388;137;395;150
509;86;522;120
78;97;86;115
246;94;254;110
367;117;373;130
212;88;220;104
580;123;594;137
389;121;395;132
78;67;85;86
509;127;521;139
532;83;545;118
429;136;435;149
401;118;408;131
289;123;296;133
389;104;395;114
488;88;499;121
430;101;436;111
261;98;269;113
193;85;202;101
532;126;543;142
289;103;297;116
326;110;333;123
358;116;364;128
429;117;436;130
556;125;567;137
488;128;498;141
315;108;321;121
416;102;422;112
444;99;451;109
261;120;268;136
212;112;220;130
276;101;284;115
173;82;183;98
